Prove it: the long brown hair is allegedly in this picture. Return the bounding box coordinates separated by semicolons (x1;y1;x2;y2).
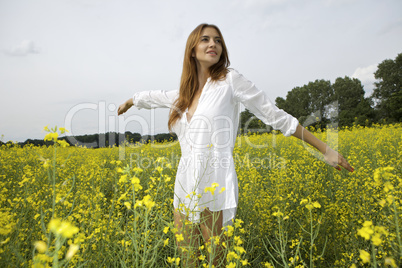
168;23;230;130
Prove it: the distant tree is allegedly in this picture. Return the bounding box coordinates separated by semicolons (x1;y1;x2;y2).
307;79;334;118
239;109;271;134
275;97;287;110
371;52;402;122
280;85;311;120
332;76;374;127
275;79;333;128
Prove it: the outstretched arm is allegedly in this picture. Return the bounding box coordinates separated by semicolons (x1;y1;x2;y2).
292;124;354;172
118;90;179;116
118;98;133;115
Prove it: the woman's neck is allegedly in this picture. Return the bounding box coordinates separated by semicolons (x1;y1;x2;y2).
197;67;210;91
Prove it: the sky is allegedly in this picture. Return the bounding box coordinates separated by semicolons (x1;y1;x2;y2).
1;0;401;142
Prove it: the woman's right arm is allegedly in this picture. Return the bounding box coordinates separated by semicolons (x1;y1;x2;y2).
117;90;179;115
117;98;134;115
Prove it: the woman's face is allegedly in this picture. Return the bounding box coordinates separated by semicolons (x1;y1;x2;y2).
192;27;222;70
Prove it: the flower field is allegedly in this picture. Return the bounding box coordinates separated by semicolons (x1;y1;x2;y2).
0;124;401;267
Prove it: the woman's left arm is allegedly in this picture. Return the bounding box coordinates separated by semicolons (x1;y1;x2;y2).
292;124;354;172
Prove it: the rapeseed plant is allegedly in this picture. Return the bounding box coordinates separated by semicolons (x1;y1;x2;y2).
0;124;400;267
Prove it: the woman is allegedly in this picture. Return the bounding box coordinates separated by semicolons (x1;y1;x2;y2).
118;23;353;266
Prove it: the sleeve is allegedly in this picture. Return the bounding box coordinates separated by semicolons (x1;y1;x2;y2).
133;90;179;110
230;69;299;137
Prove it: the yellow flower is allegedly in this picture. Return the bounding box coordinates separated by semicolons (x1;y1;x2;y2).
225;225;234;237
48;218;79;238
226;262;236;268
272;211;284;217
241;259;249;266
312;201;321;208
167;257;175;263
156;166;163;173
384;257;397;267
175;233;184;242
119;175;128;183
234;219;243;228
263;262;274;268
219;187;226;194
359;249;370;264
44;132;58;142
363;221;373;227
386;195;394;205
131;176;140;184
371;233;382;246
163;238;169;247
133;167;143;173
374;226;389;236
57;140;69;147
234;246;246;254
300;199;308;205
175;257;180;266
59;127;68;134
227;251;239;261
204;186;216;195
163;227;169;234
142;195;155;210
234;236;243;246
65;244;79;260
134;200;143;209
1;237;10;245
357;221;374;240
305;204;313;210
34;241;47;253
383;181;394;192
124;202;131;210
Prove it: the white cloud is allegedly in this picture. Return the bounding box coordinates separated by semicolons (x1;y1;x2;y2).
351;64;377;94
5;40;40;56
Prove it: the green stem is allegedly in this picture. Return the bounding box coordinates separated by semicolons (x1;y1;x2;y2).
371;243;377;268
51;144;57;218
392;198;402;258
309;209;314;268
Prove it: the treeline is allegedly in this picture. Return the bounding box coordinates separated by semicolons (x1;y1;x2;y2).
240;52;401;132
14;132;177;148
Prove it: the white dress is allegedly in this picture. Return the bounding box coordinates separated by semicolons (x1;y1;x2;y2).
133;69;299;226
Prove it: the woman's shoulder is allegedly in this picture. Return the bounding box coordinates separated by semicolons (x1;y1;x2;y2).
224;68;241;83
227;68;240;77
226;68;251;86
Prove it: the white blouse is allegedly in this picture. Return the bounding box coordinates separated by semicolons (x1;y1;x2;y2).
133;69;299;226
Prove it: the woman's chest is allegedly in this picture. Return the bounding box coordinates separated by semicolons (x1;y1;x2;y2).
194;84;235;120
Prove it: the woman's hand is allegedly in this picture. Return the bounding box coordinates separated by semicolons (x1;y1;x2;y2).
118;98;134;115
324;147;354;172
292;125;354;172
